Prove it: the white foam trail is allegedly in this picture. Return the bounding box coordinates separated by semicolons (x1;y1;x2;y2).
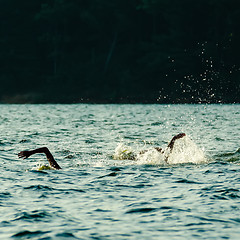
113;135;207;165
162;135;207;164
136;148;166;165
113;143;135;160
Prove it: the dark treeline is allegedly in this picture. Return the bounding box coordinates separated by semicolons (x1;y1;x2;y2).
0;0;240;103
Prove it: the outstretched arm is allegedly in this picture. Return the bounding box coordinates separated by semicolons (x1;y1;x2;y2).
18;147;61;170
163;133;186;163
167;133;186;150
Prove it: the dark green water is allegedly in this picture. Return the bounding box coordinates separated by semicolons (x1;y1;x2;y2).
0;104;240;239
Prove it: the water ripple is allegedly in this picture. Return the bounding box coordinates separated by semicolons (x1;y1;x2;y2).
24;185;53;191
13;210;51;222
126;207;158;214
12;230;49;239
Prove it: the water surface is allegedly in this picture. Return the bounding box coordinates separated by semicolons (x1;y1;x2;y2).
0;104;240;239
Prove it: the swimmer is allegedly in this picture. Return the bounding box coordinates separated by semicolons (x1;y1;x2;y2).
18;133;186;168
114;133;186;161
18;147;61;170
139;133;186;155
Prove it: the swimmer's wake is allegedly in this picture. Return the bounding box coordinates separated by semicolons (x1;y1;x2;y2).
18;133;206;169
113;133;206;165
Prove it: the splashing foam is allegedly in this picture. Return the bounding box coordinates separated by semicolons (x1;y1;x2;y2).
113;143;135;160
31;163;53;171
136;148;166;165
113;135;207;165
163;135;206;164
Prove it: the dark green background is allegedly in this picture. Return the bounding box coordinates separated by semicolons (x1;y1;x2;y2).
0;0;239;103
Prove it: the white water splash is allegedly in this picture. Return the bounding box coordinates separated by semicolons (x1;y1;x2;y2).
113;135;207;165
31;162;53;171
136;148;166;165
163;135;207;164
113;143;135;160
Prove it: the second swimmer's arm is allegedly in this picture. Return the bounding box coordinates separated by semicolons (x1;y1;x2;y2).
18;147;61;170
164;133;186;163
167;133;186;150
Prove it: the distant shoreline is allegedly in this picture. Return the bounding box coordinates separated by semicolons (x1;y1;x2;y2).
0;93;239;104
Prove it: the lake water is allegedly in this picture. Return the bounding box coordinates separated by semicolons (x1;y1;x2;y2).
0;104;240;239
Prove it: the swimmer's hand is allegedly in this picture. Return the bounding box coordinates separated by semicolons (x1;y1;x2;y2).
18;151;31;159
18;147;61;170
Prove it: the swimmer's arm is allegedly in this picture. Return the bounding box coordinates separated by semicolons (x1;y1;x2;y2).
164;133;186;163
18;147;61;170
167;133;186;150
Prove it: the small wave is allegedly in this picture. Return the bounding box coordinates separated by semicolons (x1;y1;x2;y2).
230;218;240;223
19;139;30;143
215;137;224;141
126;205;189;214
60;149;71;154
85;138;96;144
64;188;85;193
213;188;240;200
116;183;149;189
13;210;51;222
12;230;49;238
24;184;85;195
64;154;75;159
24;185;53;191
55;232;77;238
216;148;240;157
151;121;163;126
214;148;240;163
126;207;157;214
30;169;49;175
98;172;118;178
202;186;240;200
193;215;231;224
0;192;12;200
109;167;122;172
175;178;201;184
